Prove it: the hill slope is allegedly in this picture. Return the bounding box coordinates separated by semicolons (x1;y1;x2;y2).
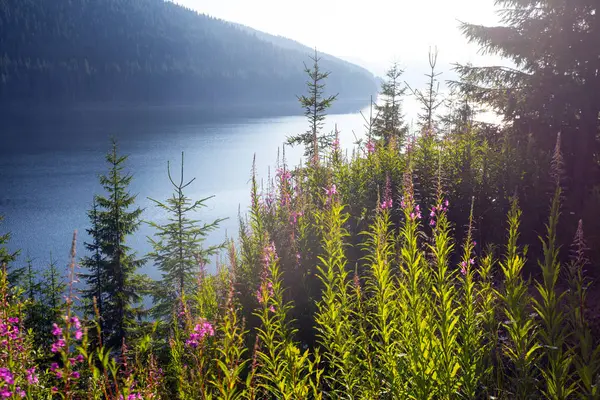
0;0;377;111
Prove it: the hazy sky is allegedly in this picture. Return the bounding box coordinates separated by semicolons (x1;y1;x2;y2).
175;0;503;77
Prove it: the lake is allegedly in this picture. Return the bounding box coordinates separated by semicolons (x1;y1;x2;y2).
0;107;369;278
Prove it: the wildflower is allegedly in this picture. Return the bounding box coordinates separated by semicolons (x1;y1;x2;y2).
26;367;39;385
460;261;468;276
269;305;276;313
50;363;59;372
332;138;340;151
429;219;436;227
51;387;58;393
324;184;337;197
16;388;25;398
7;317;18;324
366;140;375;154
0;368;14;385
0;388;12;398
51;323;62;337
70;316;81;330
71;371;80;379
74;330;83;340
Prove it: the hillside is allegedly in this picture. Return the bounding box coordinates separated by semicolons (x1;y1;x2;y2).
0;0;377;111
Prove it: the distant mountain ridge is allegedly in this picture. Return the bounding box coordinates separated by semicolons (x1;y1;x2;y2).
0;0;377;115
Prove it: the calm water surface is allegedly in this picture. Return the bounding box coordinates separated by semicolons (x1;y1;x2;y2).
0;108;368;278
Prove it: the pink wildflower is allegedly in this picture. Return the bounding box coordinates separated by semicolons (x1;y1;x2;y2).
51;323;62;337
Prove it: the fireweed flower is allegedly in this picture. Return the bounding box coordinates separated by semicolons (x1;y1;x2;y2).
0;368;14;385
26;368;39;385
51;323;62;337
380;174;393;210
324;184;337;197
186;319;215;348
366;139;375;154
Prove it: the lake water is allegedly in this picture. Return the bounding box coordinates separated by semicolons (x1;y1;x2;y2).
0;107;369;278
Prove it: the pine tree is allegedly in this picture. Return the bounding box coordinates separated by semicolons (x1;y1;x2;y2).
287;49;338;164
85;139;146;348
148;153;224;321
373;62;408;147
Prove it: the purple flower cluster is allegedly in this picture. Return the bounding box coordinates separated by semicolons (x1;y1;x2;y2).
119;394;143;400
0;368;26;398
186;319;215;348
0;317;23;352
429;200;449;227
324;184;337;198
460;258;475;276
366;140;375;155
290;210;303;227
332;138;340;152
380;175;393;210
51;316;83;353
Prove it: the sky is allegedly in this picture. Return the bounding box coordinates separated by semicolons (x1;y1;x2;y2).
175;0;503;78
174;0;506;123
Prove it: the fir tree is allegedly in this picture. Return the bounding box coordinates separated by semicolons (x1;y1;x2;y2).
373;62;408;147
148;153;225;321
287;49;338;164
86;139;146;348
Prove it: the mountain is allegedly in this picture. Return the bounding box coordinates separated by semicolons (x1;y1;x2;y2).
0;0;377;114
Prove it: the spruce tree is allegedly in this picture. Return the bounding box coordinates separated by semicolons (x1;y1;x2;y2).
34;255;66;348
148;153;224;321
80;198;107;324
287;49;338;164
0;216;21;283
373;62;408;147
84;139;145;348
407;48;444;132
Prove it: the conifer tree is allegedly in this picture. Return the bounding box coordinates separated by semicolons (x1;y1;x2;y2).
33;255;66;348
0;216;21;285
287;49;338;164
407;48;444;132
148;153;224;321
83;139;146;348
373;62;408;147
455;0;600;210
80;198;106;324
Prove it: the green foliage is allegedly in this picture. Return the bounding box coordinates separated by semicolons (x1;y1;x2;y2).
287;50;338;163
372;62;408;147
81;139;146;349
147;153;225;321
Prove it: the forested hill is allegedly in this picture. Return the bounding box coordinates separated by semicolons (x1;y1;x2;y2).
0;0;377;111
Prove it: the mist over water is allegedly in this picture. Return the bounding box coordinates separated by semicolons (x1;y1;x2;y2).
0;107;369;277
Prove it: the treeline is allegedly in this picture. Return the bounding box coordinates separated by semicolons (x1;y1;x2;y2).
0;0;377;108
